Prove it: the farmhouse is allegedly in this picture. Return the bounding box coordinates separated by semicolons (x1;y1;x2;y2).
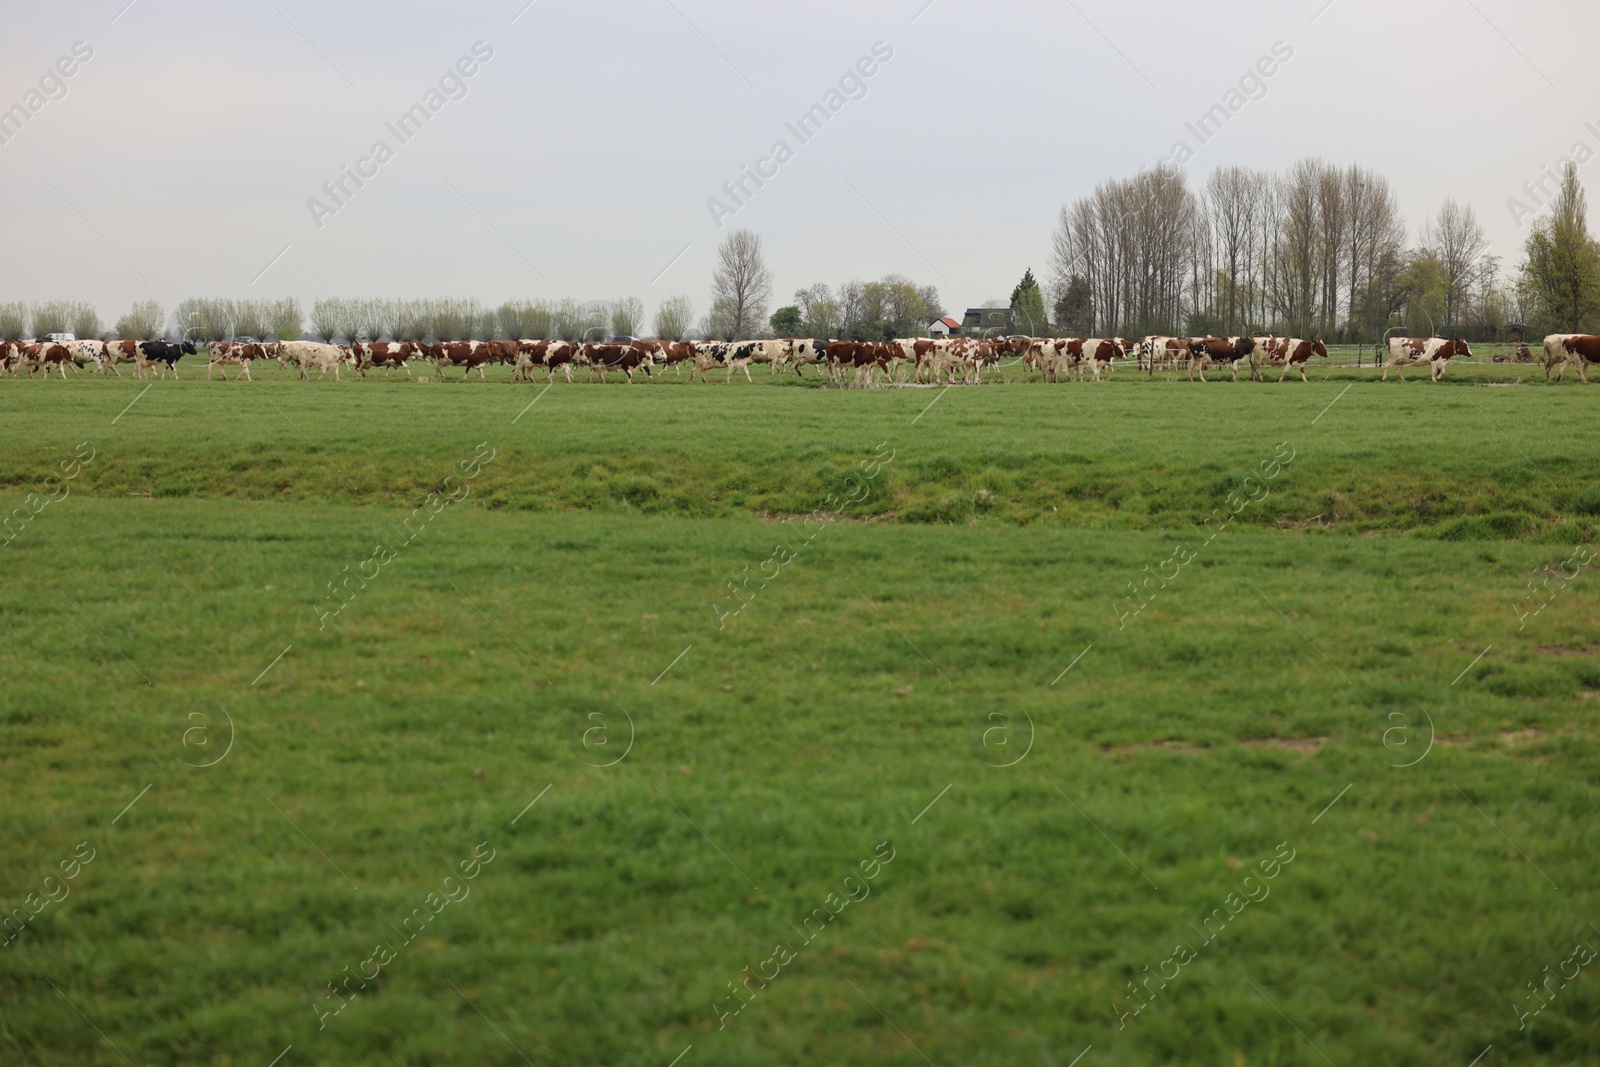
960;307;1014;335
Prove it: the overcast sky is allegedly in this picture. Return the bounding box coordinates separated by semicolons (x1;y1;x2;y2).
1;0;1594;329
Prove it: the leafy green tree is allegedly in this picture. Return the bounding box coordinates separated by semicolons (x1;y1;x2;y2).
1395;257;1449;336
1010;268;1047;335
1522;162;1600;332
770;306;803;337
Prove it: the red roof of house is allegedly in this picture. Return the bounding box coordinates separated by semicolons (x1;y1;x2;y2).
937;317;960;329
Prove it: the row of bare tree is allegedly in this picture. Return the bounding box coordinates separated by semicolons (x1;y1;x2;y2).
0;296;706;344
299;297;701;344
1048;159;1505;342
0;301;103;341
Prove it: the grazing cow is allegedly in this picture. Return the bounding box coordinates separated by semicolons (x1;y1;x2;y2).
484;340;520;366
927;337;985;384
1543;334;1580;382
64;339;111;375
692;341;754;383
207;341;239;378
655;340;696;377
1142;337;1191;376
889;338;936;383
1074;338;1123;382
1027;338;1071;382
784;338;828;378
824;340;887;385
1552;334;1600;383
230;343;275;380
429;340;492;380
353;341;423;378
103;340;142;376
515;339;582;383
1383;337;1471;382
736;339;788;375
21;342;74;379
278;340;352;381
1250;337;1328;382
135;340;195;379
0;341;22;375
1188;336;1254;382
583;342;654;383
850;341;897;387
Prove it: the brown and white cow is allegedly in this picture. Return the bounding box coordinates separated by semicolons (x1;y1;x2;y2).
1187;336;1254;382
1551;334;1600;383
1543;334;1581;382
428;340;492;380
652;340;695;377
20;342;73;379
1072;338;1123;382
842;341;896;387
207;341;266;380
514;339;581;383
1142;337;1192;376
890;338;936;382
1026;338;1070;382
583;342;654;383
1383;337;1471;382
103;340;142;376
279;340;353;381
1250;337;1329;382
927;337;994;384
353;341;423;378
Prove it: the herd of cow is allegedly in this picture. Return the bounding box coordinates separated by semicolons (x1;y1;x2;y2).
3;332;1598;384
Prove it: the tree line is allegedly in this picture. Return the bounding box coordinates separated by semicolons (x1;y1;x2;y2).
704;229;946;342
1047;158;1600;342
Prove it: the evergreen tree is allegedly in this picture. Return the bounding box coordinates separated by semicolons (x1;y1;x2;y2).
1010;268;1047;335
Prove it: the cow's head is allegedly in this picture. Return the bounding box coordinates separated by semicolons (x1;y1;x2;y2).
1451;339;1472;359
1311;340;1328;359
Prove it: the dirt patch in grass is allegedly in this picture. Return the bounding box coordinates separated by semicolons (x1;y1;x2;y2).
1535;645;1594;658
1501;728;1545;745
1242;736;1327;753
1099;739;1207;757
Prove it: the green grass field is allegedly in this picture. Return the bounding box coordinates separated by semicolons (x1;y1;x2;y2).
2;366;1597;1066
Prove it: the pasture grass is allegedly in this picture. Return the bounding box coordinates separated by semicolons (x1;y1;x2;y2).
0;367;1597;1066
2;360;1597;541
